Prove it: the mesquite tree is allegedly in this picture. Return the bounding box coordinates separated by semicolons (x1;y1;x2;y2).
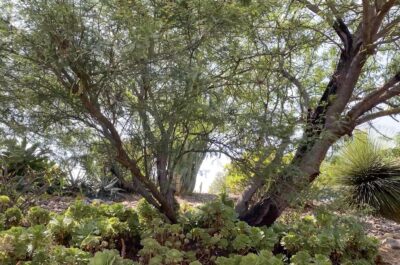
0;0;251;222
235;0;400;226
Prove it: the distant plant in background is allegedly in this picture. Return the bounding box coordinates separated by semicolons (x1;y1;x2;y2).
0;138;65;199
223;162;251;194
0;138;50;177
209;154;267;195
334;133;400;222
208;172;229;194
299;159;349;212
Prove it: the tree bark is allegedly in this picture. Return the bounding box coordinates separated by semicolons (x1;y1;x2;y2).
239;130;343;225
156;154;177;212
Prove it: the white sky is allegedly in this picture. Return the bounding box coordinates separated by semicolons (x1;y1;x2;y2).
364;116;400;139
194;154;230;193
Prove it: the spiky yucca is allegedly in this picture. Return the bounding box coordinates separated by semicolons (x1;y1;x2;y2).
335;133;400;222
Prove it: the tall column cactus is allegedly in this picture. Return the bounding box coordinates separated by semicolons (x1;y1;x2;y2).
174;140;208;195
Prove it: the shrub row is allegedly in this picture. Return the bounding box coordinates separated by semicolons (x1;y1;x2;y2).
0;196;379;264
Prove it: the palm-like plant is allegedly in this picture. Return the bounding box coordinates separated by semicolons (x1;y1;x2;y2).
0;138;62;198
334;133;400;222
0;138;50;178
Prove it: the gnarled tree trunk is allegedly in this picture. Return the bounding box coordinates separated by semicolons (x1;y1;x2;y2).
239;131;345;226
237;0;399;226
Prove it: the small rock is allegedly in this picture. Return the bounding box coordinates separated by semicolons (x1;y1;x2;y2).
383;238;400;249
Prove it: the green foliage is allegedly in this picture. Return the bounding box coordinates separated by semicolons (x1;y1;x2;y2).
0;0;253;213
134;199;280;264
280;210;379;264
215;250;283;265
0;195;11;213
0;225;51;265
66;200;98;220
334;133;400;221
89;249;136;265
47;246;92;265
215;152;293;194
221;162;251;194
136;199;162;225
53;200;139;252
0;139;65;199
0;198;379;264
1;0;400;245
0;139;51;177
134;199;377;264
4;207;22;228
0;226;30;263
197;200;238;228
27;206;51;226
47;214;76;245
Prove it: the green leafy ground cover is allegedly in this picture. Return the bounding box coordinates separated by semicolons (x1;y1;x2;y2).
0;197;379;265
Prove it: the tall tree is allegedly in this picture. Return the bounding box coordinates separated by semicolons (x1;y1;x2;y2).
0;0;251;222
236;0;400;226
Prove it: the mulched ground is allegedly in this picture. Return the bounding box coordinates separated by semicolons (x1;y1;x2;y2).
365;216;400;265
34;193;400;265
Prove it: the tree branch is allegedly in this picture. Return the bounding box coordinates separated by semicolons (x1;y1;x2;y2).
370;0;397;38
297;0;353;51
375;16;400;41
347;71;400;120
278;69;310;112
356;107;400;125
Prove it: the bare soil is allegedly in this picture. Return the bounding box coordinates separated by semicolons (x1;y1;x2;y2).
365;216;400;265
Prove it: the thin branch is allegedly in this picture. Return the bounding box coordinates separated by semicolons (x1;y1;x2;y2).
356;107;400;125
297;0;353;51
375;16;400;41
348;71;400;120
278;68;310;111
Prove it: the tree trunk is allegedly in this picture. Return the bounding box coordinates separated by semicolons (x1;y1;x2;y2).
239;193;287;226
236;7;375;225
78;90;178;223
157;154;178;214
238;119;353;225
235;176;265;217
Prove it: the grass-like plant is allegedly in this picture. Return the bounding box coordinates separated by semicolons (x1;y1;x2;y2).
334;133;400;222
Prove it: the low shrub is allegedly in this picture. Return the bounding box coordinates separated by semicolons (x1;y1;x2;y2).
4;207;22;228
0;199;379;265
333;134;400;221
279;210;379;264
27;206;51;226
89;249;136;265
0;195;11;213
